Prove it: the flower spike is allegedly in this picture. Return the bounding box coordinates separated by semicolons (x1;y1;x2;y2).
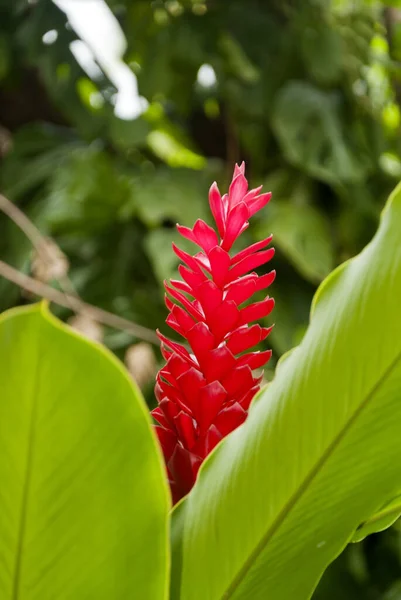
152;163;274;504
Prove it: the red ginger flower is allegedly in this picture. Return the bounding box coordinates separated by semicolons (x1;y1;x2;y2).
152;162;275;504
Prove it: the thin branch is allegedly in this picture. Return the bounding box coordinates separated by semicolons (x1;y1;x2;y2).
0;193;44;247
0;260;160;345
0;192;79;302
0;192;161;345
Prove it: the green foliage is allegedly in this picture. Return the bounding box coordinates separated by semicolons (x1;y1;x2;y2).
1;0;401;596
257;198;335;283
272;81;369;184
0;302;169;599
170;182;401;600
352;495;401;543
1;179;401;600
1;0;398;358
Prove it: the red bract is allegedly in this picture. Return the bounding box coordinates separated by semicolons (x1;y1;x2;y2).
152;162;275;504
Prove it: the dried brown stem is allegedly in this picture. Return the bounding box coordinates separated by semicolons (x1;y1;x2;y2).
0;192;160;345
0;193;43;246
0;260;160;345
0;192;78;303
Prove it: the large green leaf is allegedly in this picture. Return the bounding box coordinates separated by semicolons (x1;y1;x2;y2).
43;147;133;234
257;200;335;283
351;495;401;543
127;167;211;228
0;303;169;599
171;182;401;600
301;25;343;84
272;81;368;184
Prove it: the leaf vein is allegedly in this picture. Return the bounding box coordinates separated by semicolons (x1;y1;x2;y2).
222;348;401;599
12;322;42;600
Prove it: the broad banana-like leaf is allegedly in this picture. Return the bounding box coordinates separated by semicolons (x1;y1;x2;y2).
0;303;169;600
351;494;401;543
171;182;401;600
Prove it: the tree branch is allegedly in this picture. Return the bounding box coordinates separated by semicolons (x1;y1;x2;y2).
0;192;79;303
0;260;160;345
0;192;160;345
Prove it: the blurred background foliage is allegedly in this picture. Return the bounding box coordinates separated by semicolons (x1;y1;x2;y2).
1;0;401;596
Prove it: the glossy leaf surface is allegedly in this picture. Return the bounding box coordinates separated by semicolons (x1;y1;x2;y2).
0;304;169;600
171;183;401;600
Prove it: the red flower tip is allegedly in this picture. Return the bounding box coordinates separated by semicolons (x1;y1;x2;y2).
153;162;274;503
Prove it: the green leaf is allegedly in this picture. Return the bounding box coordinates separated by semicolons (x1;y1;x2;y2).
76;77;105;113
257;200;335;283
1;144;80;200
352;495;401;543
147;130;206;170
272;81;368;184
145;227;195;285
219;32;260;83
43;147;133;233
0;303;169;599
108;115;150;150
301;26;343;84
128;167;211;227
171;182;401;600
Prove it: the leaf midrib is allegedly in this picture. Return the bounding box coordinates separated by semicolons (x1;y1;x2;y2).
12;322;41;600
222;348;401;599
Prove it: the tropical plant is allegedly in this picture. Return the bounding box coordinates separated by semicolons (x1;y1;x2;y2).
2;0;401;596
153;163;275;503
1;176;401;599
